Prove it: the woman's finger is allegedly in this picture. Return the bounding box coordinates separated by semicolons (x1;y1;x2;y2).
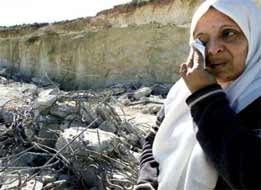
179;63;188;77
186;48;194;68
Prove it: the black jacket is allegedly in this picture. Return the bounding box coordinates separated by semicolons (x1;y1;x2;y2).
136;84;261;190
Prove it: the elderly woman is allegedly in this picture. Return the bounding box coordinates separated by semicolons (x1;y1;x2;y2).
135;0;261;189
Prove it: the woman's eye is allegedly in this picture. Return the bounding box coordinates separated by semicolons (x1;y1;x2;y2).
223;29;237;38
201;40;207;46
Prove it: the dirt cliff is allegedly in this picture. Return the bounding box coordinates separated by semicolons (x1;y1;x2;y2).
0;0;259;89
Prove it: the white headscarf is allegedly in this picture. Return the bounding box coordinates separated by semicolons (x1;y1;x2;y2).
152;0;261;189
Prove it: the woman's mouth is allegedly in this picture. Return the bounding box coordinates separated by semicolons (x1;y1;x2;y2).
210;63;225;69
207;60;227;70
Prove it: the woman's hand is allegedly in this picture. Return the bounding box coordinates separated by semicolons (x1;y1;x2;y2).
180;48;217;93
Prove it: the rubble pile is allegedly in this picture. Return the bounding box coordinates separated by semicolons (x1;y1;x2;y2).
0;76;169;190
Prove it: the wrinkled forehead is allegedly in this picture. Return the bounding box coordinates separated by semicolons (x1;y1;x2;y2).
192;7;242;37
189;1;250;44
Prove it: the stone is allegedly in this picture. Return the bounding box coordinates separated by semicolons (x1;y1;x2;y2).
60;114;87;129
147;104;162;115
111;87;127;95
0;124;7;136
1;110;14;124
56;128;120;156
132;151;141;162
24;125;37;142
121;98;131;106
141;108;149;114
98;120;117;133
33;89;59;112
110;173;133;188
0;76;8;84
13;152;37;167
60;120;82;130
39;170;57;185
96;104;121;125
42;175;57;185
102;87;126;96
89;188;98;190
19;83;38;95
126;133;140;147
57;174;70;181
119;122;144;136
151;83;172;97
49;102;75;118
32;114;61;146
72;165;104;189
32;75;59;88
43;179;69;189
139;95;164;104
80;102;97;125
118;95;131;106
56;128;115;189
133;87;152;100
0;82;37;109
0;68;7;76
37;115;61;125
38;123;60;147
0;175;43;190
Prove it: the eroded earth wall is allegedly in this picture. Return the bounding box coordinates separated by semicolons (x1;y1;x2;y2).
0;0;260;89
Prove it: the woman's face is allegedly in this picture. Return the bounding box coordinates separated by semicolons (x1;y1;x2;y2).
193;8;248;85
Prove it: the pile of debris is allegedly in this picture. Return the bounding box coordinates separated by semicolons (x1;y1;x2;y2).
0;76;170;190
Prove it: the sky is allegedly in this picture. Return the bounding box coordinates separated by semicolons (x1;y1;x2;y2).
0;0;132;26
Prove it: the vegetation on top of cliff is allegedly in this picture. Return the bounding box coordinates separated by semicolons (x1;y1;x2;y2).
0;22;49;38
0;22;49;30
97;0;197;16
97;0;172;16
130;0;198;6
131;0;171;5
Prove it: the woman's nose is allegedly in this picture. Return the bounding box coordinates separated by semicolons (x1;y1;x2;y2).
207;39;224;55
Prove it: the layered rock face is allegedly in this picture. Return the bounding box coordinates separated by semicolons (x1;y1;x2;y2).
0;0;260;89
0;24;189;89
